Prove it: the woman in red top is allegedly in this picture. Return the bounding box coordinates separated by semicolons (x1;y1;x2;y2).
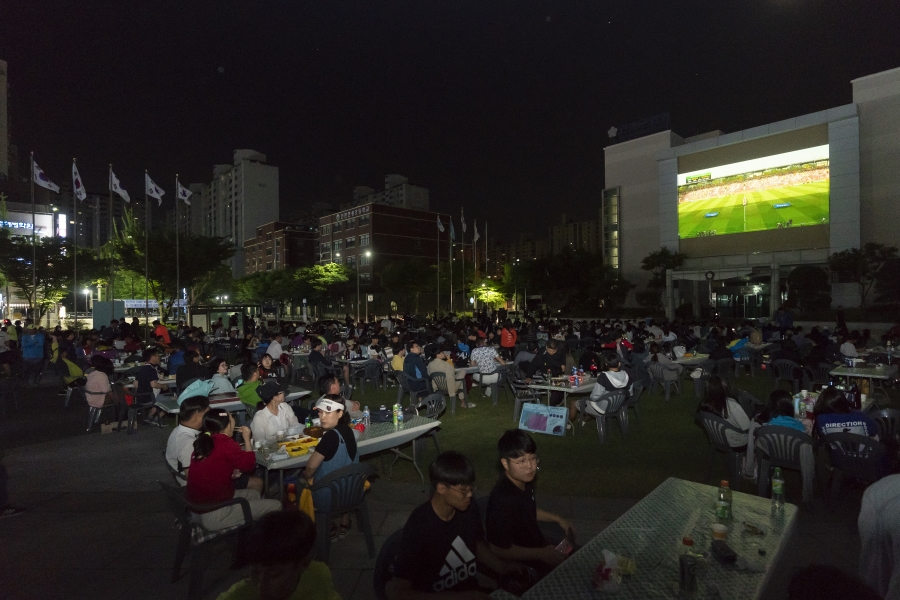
186;411;281;531
500;320;518;361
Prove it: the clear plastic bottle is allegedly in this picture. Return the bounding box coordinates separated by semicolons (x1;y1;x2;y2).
716;480;733;521
362;405;370;427
772;467;785;511
397;408;404;429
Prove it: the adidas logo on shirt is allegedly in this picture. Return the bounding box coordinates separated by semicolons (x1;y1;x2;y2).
433;536;477;592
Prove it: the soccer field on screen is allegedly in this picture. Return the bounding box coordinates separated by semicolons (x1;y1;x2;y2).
677;181;829;238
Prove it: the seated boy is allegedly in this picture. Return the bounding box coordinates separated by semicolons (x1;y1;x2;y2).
485;429;575;577
216;510;340;600
388;451;520;599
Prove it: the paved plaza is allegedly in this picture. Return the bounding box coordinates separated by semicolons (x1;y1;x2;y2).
0;378;870;599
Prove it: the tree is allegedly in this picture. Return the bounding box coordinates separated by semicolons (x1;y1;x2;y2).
0;235;107;320
588;265;634;312
379;258;435;314
472;278;505;308
113;209;236;321
874;257;900;305
640;247;686;311
787;265;831;314
828;243;899;308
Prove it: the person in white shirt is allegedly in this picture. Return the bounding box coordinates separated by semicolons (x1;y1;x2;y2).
470;337;506;397
164;396;209;485
250;381;300;444
266;333;284;360
839;336;859;358
858;474;900;599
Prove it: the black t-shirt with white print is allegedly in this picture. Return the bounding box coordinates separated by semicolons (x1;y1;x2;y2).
394;499;484;593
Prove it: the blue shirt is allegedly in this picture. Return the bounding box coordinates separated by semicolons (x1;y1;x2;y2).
816;411;877;438
769;415;806;432
22;332;45;360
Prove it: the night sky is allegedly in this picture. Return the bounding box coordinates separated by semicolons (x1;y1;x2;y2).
3;0;899;236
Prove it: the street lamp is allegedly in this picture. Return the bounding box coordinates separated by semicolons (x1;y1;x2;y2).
82;288;90;314
514;258;520;314
357;250;371;324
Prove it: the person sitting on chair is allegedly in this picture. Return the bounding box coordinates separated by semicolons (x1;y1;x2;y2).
698;375;751;445
208;357;236;395
403;341;430;401
237;363;263;410
570;352;631;424
486;429;575;579
250;382;301;444
316;374;360;413
216;510;340;600
165;395;210;485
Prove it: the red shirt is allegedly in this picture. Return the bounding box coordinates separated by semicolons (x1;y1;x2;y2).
501;328;518;348
186;434;256;506
154;324;171;345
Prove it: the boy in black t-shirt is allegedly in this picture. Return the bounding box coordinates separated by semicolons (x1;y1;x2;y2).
485;429;575;576
389;452;518;599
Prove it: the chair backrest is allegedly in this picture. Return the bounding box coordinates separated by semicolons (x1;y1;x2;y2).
373;529;405;600
364;360;381;379
394;371;412;392
429;371;450;395
755;425;814;470
421;393;446;419
632;359;651;382
869;409;900;447
510;380;537;400
822;432;889;483
629;379;647;405
311;463;377;515
157;480;191;528
310;361;328;382
603;390;628;414
647;362;670;380
714;358;736;377
696;411;745;452
733;347;751;362
161;449;187;484
772;359;802;381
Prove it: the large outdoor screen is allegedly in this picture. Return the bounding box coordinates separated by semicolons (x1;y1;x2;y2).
677;145;829;238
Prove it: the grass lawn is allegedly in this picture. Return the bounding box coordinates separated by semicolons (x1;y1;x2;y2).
678;181;829;238
355;370;842;501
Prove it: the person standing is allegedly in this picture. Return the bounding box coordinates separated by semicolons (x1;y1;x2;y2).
500;320;518;361
21;325;45;384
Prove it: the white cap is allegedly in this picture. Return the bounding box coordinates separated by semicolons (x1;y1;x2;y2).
314;398;345;413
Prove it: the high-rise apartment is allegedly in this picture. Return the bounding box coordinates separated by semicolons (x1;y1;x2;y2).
343;174;429;211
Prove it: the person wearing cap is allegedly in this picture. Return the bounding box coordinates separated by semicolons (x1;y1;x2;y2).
21;324;45;384
426;345;473;409
302;394;358;539
250;381;300;445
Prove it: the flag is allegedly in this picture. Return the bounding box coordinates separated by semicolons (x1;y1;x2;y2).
449;221;456;242
461;208;466;233
176;180;193;206
473;220;480;243
110;169;130;202
32;160;60;193
72;162;87;201
145;173;165;205
437;215;444;233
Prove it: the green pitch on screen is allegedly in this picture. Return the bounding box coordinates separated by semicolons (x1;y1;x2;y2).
677;181;829;238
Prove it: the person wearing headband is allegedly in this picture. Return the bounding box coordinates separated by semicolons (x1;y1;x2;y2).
302;394;358;540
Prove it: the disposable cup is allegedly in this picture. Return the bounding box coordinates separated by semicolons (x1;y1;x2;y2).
711;524;728;540
800;390;809;399
861;394;867;405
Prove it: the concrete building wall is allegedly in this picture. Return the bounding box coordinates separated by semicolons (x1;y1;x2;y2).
853;66;900;248
603;131;683;295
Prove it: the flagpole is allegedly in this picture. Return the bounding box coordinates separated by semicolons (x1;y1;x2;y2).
29;152;36;320
108;165;114;303
73;159;78;332
449;224;453;313
436;220;440;318
144;171;149;343
175;175;180;325
461;220;465;316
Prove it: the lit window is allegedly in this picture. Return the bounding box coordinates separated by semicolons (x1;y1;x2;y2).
360;234;370;246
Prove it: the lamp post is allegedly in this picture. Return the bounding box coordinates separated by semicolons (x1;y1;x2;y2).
514;258;520;314
82;288;90;315
356;250;371;324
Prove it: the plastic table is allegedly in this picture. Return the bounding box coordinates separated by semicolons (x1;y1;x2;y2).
493;477;798;599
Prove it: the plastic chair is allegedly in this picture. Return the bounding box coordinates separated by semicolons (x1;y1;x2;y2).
695;411;747;491
510;380;540;424
125;391;158;434
771;359;803;393
755;425;817;503
373;529;405;600
627;379;647;422
353;360;382;396
821;432;890;502
804;362;836;391
414;393;445;457
577;391;629;443
869;409;900;449
733;347;755;377
647;362;681;401
157;480;253;600
301;463;377;564
394;371;430;409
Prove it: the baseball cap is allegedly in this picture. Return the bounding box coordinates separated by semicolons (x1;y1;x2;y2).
314;397;345;413
256;381;288;403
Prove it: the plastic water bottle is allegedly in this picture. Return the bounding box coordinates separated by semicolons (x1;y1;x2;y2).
362;405;370;427
887;340;893;365
392;403;399;427
772;467;785;511
715;480;733;521
397;408;404;429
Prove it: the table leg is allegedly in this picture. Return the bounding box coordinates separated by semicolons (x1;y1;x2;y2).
263;467;270;498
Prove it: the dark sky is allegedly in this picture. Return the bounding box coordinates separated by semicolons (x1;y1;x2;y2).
3;0;899;237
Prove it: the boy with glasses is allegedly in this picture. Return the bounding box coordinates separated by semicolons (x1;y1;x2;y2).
389;451;519;599
486;429;575;575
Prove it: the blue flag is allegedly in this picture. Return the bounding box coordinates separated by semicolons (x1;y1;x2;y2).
449;221;456;241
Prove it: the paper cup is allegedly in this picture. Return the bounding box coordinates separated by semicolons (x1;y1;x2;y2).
800;390;809;399
861;394;867;405
711;524;728;540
